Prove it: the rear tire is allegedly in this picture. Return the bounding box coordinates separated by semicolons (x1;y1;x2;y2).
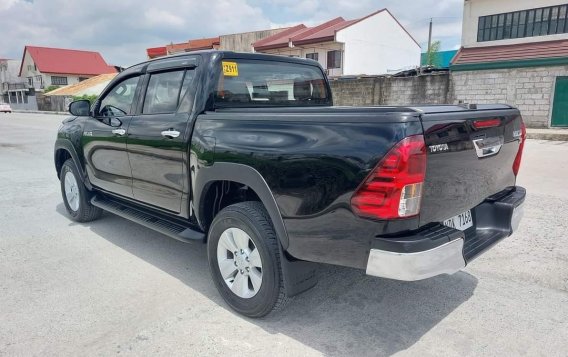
207;201;290;317
60;159;102;222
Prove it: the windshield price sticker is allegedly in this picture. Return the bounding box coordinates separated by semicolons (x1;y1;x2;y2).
222;61;239;76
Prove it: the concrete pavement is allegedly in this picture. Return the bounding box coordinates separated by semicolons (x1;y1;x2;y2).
0;113;567;356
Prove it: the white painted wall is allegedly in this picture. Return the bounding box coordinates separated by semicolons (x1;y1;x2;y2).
262;42;344;76
462;0;568;47
336;10;421;75
297;42;344;77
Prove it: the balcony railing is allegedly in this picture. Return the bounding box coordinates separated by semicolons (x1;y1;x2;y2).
1;82;32;91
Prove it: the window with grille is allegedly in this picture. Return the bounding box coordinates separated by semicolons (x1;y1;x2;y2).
478;4;568;42
51;76;68;85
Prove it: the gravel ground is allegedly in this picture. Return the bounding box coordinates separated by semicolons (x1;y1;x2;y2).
0;113;567;356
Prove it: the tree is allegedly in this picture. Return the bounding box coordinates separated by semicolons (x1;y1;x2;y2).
72;94;98;104
426;40;442;67
44;85;60;93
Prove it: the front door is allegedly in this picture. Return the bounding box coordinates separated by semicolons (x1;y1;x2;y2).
552;76;568;127
82;75;141;198
127;69;195;213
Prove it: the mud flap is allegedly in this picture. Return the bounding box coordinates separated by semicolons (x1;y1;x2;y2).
279;244;318;297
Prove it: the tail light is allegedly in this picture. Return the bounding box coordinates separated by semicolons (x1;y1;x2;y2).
351;135;427;220
512;120;526;176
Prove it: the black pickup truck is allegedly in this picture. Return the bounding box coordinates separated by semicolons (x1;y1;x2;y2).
55;51;526;317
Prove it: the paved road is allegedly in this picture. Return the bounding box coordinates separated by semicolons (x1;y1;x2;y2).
1;113;567;357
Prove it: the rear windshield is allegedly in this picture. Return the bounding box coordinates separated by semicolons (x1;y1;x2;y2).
214;59;331;108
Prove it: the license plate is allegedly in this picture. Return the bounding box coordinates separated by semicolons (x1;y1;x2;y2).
443;210;473;231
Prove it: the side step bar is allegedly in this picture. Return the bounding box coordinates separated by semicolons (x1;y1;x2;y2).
91;196;205;243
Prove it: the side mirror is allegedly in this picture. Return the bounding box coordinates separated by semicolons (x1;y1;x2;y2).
110;117;122;127
69;99;91;117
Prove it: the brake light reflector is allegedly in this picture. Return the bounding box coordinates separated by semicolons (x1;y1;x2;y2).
473;118;501;129
351;135;427;220
512;120;526;176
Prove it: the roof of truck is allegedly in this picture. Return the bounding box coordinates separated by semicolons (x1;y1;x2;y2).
126;50;323;73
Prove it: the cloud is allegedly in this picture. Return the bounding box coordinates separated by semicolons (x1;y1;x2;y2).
144;8;186;29
0;0;17;10
0;0;463;67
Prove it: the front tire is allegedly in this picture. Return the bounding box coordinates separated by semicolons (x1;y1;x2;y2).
207;201;290;317
60;159;102;222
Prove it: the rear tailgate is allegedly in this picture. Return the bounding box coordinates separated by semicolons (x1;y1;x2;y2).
417;105;523;225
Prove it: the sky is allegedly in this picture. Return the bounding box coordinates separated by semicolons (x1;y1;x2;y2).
0;0;464;67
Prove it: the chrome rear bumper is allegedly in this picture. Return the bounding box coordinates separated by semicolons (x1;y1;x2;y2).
366;238;466;281
366;186;525;281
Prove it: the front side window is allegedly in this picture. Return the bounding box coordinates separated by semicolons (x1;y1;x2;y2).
327;50;341;69
214;59;330;108
142;70;188;114
98;76;140;117
51;76;68;86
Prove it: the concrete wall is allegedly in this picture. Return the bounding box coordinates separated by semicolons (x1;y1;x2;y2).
462;0;568;47
220;29;287;52
451;66;568;127
330;74;450;106
36;93;72;112
329;66;562;128
336;10;421;75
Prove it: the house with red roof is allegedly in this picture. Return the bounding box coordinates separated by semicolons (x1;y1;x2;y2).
252;9;421;76
451;0;568;128
19;46;116;92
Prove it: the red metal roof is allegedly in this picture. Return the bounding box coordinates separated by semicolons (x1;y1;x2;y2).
253;25;308;51
452;39;568;65
291;17;351;46
19;46;116;76
187;37;220;51
253;8;418;50
147;37;221;58
147;46;167;58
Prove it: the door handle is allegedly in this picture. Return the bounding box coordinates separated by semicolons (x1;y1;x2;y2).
161;130;180;139
112;128;126;136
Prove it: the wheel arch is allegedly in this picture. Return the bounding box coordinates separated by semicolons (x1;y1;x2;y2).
194;163;289;249
54;139;92;190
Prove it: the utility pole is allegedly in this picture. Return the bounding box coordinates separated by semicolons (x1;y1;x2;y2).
427;18;433;65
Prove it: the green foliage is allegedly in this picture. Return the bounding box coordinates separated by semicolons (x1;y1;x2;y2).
44;85;60;93
426;41;442;67
73;94;98;104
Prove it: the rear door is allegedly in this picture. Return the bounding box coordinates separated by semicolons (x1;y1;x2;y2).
418;106;523;225
82;75;141;198
126;67;196;213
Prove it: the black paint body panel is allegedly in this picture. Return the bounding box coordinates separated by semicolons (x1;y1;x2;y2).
192;110;423;269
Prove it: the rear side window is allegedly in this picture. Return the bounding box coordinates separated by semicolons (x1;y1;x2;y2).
143;70;191;114
215;59;330;108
